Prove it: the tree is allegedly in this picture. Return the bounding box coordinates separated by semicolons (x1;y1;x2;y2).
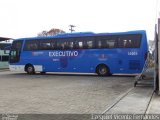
38;28;65;37
38;31;48;37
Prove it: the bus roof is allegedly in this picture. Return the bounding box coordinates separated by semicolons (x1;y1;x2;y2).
15;30;146;41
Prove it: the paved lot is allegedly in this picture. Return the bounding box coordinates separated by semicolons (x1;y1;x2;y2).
147;93;160;114
0;71;134;114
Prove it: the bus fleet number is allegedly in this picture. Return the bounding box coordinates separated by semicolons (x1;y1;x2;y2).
128;52;138;56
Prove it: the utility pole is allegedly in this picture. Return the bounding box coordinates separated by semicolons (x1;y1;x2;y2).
69;25;76;33
158;18;160;95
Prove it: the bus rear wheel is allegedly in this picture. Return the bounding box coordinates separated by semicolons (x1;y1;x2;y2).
26;65;35;74
96;64;110;76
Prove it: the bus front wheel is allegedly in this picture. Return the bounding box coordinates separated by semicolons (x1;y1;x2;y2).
26;65;35;74
96;64;110;76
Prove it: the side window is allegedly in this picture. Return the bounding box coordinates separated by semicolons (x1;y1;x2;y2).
131;34;142;48
74;37;95;49
85;37;95;49
97;40;102;48
77;41;84;49
50;39;57;49
86;40;94;48
24;40;39;51
56;39;68;50
96;36;117;48
11;40;23;50
56;40;61;49
132;39;141;48
68;41;74;49
1;56;9;61
74;38;85;49
0;44;11;50
39;39;56;50
107;39;116;48
118;34;142;48
55;38;76;50
54;37;95;50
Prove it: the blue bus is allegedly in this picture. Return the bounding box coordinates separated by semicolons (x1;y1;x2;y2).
9;30;148;76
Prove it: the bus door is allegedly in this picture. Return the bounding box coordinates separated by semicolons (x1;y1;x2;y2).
9;40;23;63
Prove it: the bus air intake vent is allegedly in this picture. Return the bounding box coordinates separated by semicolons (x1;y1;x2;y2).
129;60;140;70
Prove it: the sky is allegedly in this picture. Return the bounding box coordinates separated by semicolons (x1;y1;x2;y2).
0;0;159;40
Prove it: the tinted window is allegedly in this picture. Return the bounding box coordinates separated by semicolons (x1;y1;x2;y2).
0;56;9;61
96;36;117;48
74;37;95;49
68;41;74;49
117;34;142;48
86;37;95;49
56;39;69;50
39;39;56;50
74;38;85;49
61;38;75;49
86;40;94;48
0;44;11;50
24;40;39;51
11;40;23;50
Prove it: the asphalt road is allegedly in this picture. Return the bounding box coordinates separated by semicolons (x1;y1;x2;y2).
0;71;134;114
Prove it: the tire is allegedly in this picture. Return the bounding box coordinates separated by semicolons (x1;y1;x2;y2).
96;64;110;76
26;65;35;74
